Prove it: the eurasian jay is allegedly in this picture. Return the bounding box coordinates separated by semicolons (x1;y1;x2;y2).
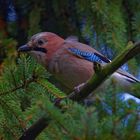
18;32;139;93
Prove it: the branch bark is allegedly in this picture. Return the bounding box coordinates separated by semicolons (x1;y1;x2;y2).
19;117;49;140
19;41;140;140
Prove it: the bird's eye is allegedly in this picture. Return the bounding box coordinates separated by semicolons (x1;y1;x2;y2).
37;39;44;46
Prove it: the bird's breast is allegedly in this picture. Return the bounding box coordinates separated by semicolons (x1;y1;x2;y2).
48;52;94;90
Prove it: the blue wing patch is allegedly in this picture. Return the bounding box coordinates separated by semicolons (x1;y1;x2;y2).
68;48;111;63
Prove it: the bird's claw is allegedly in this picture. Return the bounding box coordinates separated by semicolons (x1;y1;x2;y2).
74;83;86;93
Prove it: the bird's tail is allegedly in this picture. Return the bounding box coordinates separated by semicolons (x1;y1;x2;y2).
111;69;139;91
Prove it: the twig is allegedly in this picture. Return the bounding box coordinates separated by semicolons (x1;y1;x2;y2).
0;74;36;96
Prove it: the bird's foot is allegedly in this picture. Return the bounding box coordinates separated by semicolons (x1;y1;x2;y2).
74;83;86;93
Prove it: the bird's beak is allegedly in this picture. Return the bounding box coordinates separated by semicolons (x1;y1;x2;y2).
18;45;32;52
18;45;47;53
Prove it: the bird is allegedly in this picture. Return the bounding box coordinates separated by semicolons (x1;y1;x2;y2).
18;32;140;93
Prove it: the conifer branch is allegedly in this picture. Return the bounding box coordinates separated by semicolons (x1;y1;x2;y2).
0;74;37;96
123;0;133;41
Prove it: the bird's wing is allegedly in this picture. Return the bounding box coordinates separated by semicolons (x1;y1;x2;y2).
67;47;140;83
60;41;139;84
63;41;111;64
67;47;111;63
117;69;140;83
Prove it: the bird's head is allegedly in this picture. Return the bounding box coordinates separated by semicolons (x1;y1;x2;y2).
18;32;64;66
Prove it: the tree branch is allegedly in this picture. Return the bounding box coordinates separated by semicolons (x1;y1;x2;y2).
19;117;49;140
68;41;140;101
19;41;140;140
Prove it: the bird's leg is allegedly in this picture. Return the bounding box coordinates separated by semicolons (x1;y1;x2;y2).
74;82;87;93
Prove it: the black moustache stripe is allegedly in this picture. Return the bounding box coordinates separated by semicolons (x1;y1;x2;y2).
33;47;47;53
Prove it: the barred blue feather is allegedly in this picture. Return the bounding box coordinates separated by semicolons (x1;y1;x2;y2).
68;48;110;63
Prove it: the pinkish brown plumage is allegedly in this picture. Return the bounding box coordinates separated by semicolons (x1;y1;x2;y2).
18;32;139;93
